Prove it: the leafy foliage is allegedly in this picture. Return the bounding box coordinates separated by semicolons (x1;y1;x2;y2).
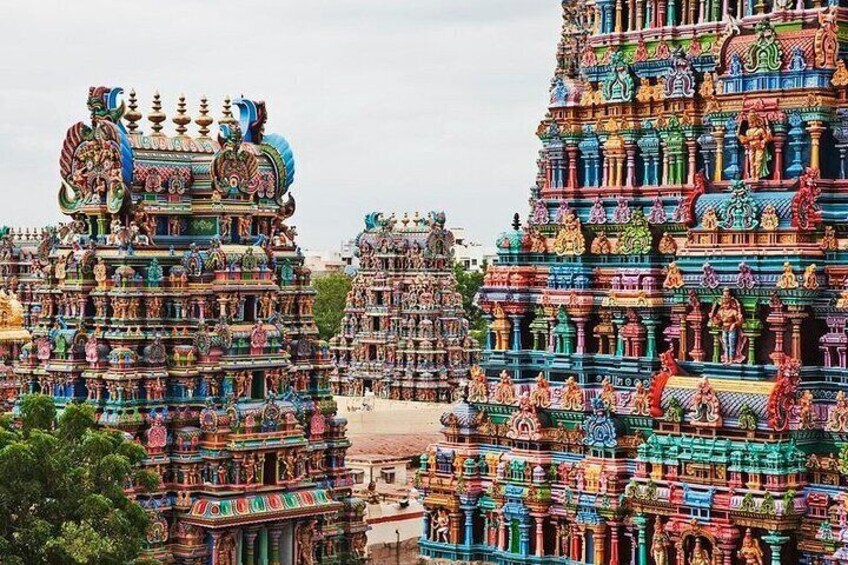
313;272;353;341
453;262;487;344
0;395;155;565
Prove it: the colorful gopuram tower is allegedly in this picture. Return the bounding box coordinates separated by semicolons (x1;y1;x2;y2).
329;212;480;402
6;87;366;564
419;2;848;565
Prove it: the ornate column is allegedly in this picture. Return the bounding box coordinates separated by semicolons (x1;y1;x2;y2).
762;532;789;565
567;144;579;190
244;527;259;565
574;316;588;354
535;515;545;557
686;137;697;185
609;522;620;565
269;527;283;565
626;143;637;189
463;506;475;547
807;120;826;170
498;513;507;550
520;520;531;556
592;524;607;565
723;118;741;180
450;511;462;545
788;310;807;361
772;122;786;181
510;314;523;351
713;126;725;181
633;514;648;565
786;113;806;178
643;314;659;359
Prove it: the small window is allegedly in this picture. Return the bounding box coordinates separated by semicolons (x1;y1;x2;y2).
380;468;396;484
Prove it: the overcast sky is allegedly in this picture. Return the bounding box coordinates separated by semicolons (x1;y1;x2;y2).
0;1;561;249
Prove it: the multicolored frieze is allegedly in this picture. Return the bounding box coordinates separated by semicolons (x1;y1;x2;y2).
1;87;366;565
419;1;848;565
329;212;480;402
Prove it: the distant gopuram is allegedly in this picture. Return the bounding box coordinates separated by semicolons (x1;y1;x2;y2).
3;87;366;564
329;211;480;402
419;1;848;564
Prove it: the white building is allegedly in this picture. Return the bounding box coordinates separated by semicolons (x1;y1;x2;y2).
450;227;497;272
302;239;359;277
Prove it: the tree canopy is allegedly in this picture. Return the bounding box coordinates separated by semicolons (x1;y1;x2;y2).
313;272;353;341
453;262;487;344
0;395;157;565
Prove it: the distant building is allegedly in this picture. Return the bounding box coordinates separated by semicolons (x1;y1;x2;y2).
303;240;359;277
450;227;497;272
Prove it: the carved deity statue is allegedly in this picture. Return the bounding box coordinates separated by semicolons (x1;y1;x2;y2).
690;538;712;565
710;288;747;365
738;112;773;180
738;529;764;565
651;518;670;565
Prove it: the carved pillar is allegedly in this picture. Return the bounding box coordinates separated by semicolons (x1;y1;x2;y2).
712;127;725;181
575;316;588;354
772;125;786;181
520;520;531;556
766;301;787;365
807;121;825;171
535;515;545;557
788;311;807;361
626;143;637;189
510;314;523;351
609;522;620;565
592;524;607;565
269;527;283;565
567;145;579;190
464;507;474;547
498;513;507;550
643;315;659;359
633;514;648;565
450;511;462;545
686;137;697;185
763;532;789;565
244;528;259;565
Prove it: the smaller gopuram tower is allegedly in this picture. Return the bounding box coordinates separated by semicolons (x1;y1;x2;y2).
329;211;480;402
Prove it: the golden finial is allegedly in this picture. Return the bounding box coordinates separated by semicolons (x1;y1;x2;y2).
220;96;237;127
195;95;213;138
173;94;191;137
125;89;142;133
148;91;166;135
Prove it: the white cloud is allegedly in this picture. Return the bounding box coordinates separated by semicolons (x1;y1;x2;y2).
0;0;561;248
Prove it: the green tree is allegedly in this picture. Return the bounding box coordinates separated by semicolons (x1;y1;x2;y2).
453;262;487;344
313;272;353;341
0;395;157;565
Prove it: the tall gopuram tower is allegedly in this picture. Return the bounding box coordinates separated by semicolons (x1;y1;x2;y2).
419;1;848;565
8;87;366;565
329;212;480;402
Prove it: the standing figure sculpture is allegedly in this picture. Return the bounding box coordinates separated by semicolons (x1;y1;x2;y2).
651;518;670;565
738;529;764;565
690;537;712;565
710;288;747;364
738;111;773;180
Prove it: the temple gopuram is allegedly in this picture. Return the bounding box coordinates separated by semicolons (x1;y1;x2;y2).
3;87;366;564
329;212;480;402
419;1;848;565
